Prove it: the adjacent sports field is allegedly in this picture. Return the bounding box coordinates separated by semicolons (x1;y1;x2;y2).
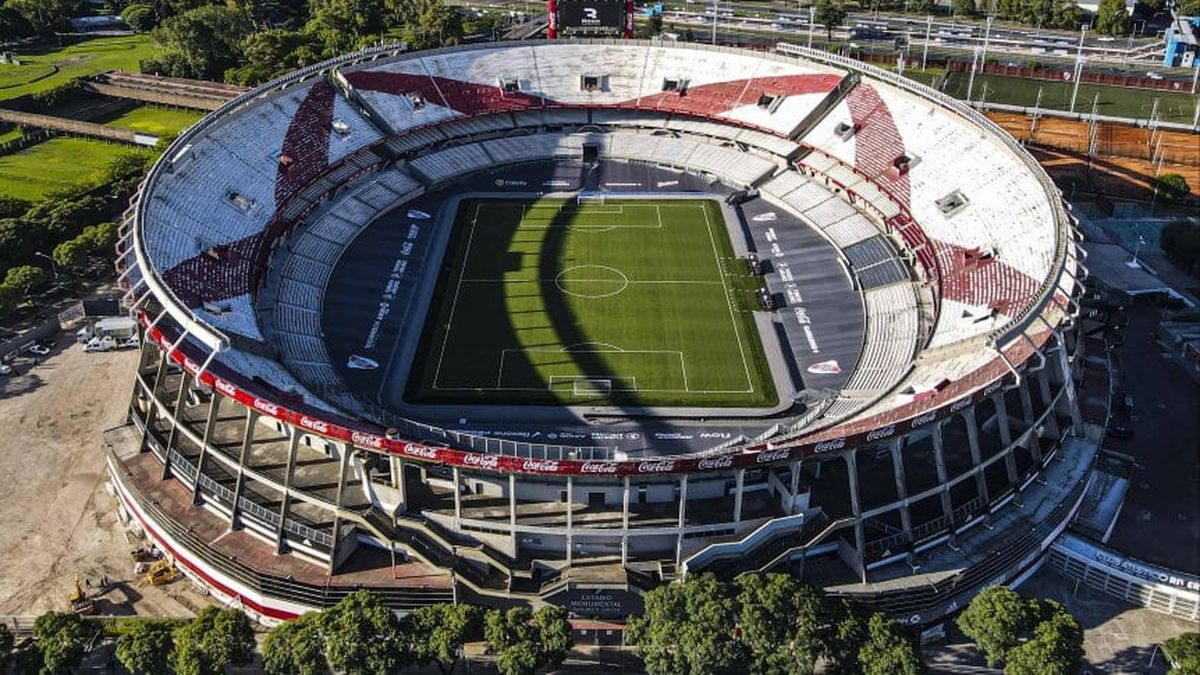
406;197;778;408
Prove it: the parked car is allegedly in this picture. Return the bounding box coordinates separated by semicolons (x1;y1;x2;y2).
0;363;12;375
23;343;50;356
119;335;139;349
83;336;117;353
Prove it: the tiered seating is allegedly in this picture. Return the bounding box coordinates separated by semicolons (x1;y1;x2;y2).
408;143;492;184
606;133;775;187
842;283;919;395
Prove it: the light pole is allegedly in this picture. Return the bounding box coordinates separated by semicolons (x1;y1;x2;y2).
711;0;718;45
34;251;58;281
967;46;981;102
1070;25;1087;112
808;4;815;49
1127;235;1146;268
922;14;931;71
980;15;994;67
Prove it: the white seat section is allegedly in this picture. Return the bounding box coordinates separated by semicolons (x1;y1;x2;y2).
421;46;545;99
328;93;386;165
843;283;918;394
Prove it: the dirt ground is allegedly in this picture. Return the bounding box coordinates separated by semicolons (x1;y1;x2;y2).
0;327;212;618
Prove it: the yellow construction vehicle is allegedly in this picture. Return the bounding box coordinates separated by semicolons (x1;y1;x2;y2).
145;559;179;586
68;574;95;615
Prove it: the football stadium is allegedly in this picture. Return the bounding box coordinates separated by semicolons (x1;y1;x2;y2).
109;39;1091;627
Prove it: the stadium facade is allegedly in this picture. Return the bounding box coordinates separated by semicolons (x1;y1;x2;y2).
109;40;1091;627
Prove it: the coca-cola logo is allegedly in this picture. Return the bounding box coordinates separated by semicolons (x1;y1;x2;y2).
813;438;846;453
698;455;734;470
950;397;971;412
463;453;500;470
580;461;617;474
910;411;937;428
300;416;329;434
253;398;279;416
637;460;676;474
523;459;562;473
214;379;237;397
403;443;438;459
351;431;384;449
984;380;1003;396
757;449;791;464
866;425;896;442
183;358;198;373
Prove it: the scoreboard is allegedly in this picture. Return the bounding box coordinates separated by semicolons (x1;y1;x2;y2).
548;0;633;38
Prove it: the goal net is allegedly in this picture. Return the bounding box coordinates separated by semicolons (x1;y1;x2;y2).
576;193;607;206
572;378;613;396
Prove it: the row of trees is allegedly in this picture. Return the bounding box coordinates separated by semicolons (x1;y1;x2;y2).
261;591;572;675
0;150;150;316
115;0;464;85
627;573;925;675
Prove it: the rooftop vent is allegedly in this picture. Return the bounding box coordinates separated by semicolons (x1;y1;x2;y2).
935;190;969;217
834;122;857;141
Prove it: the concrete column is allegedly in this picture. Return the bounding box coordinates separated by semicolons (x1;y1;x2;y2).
228;409;258;530
675;475;688;567
888;439;913;541
733;469;745;522
1018;381;1044;464
930;424;954;524
452;467;462;528
1037;368;1062;439
566;477;574;565
962;409;990;506
191;394;222;506
1056;338;1084;433
993;392;1013;446
274;427;301;554
328;442;353;574
509;474;517;547
139;353;171;456
621;477;631;566
844;450;867;584
161;372;192;480
393;458;407;514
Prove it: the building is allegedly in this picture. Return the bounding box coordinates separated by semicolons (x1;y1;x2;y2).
109;40;1088;628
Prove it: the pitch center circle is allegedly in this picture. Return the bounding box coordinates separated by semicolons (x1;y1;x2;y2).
555;265;629;299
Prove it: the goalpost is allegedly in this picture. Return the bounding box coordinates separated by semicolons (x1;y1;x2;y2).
576;192;607;206
572;378;613;396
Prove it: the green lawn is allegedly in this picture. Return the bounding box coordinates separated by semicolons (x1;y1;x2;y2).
0;137;130;200
0;35;154;103
103;106;203;137
406;197;778;408
941;71;1199;123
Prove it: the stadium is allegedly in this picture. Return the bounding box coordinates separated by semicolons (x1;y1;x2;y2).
108;38;1091;628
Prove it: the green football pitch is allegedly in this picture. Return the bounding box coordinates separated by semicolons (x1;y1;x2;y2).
406;197;779;408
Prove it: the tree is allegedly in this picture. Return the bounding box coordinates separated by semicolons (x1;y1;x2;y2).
6;0;71;34
957;586;1038;668
813;0;847;40
227;28;325;86
0;196;31;219
484;606;574;675
33;611;90;675
401;0;464;51
908;0;936;13
1152;173;1191;205
308;0;387;52
171;606;255;675
0;6;36;41
116;622;176;675
321;590;407;675
147;5;253;80
859;613;924;675
951;0;978;17
122;3;158;31
735;573;827;675
626;573;745;675
531;605;572;671
52;238;88;271
0;218;46;270
1163;633;1200;675
1095;0;1131;35
24;195;106;242
1004;603;1083;675
0;283;20;315
823;598;871;675
262;613;328;675
4;265;49;297
404;604;481;674
82;222;118;253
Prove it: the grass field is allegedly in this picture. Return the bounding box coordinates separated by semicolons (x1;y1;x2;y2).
406;197;778;408
940;71;1199;122
0;35;154;103
103;106;203;137
0;137;131;200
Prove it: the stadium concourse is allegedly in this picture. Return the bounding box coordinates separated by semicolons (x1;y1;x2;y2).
109;40;1089;629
